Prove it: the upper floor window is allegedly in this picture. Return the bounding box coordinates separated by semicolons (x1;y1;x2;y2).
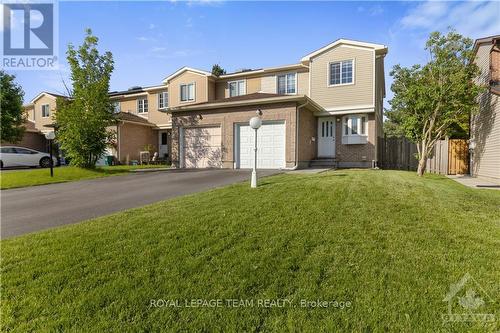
343;115;367;136
329;60;354;86
180;83;195;102
137;98;148;113
158;91;168;109
228;80;245;97
277;73;296;94
112;101;121;113
41;104;50;118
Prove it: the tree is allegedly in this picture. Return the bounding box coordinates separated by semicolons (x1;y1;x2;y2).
1;71;25;142
211;64;226;77
383;108;405;138
389;30;483;176
55;29;115;168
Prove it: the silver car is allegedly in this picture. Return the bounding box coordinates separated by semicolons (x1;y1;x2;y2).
0;146;58;168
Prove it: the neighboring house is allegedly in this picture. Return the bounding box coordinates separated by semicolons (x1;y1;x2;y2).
166;39;387;169
22;87;171;163
22;38;388;169
470;35;500;180
1;118;47;153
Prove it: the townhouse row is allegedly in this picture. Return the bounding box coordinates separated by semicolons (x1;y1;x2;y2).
20;38;388;169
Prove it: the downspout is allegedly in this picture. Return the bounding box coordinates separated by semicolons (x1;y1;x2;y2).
117;123;121;163
282;101;309;170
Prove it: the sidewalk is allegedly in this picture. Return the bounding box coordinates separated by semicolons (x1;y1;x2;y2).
447;175;500;190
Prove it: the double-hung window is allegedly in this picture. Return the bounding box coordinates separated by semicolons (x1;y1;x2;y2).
41;104;50;118
228;80;245;97
329;60;353;86
158;91;168;109
342;114;367;144
180;83;195;102
277;73;296;94
137;98;148;113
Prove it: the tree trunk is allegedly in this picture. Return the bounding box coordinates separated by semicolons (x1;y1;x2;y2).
417;141;428;177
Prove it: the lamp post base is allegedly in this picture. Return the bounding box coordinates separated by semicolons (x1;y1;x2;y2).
251;170;257;188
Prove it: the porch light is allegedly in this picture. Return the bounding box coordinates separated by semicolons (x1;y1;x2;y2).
249;116;262;188
44;131;56;177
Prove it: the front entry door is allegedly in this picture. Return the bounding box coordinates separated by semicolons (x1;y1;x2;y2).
158;130;169;159
317;117;335;157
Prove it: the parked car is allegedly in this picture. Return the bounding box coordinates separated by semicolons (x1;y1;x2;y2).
0;146;58;168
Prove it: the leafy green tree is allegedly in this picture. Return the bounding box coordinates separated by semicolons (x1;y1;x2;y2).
389;30;483;176
1;71;25;143
383;108;404;138
211;64;226;77
55;29;115;168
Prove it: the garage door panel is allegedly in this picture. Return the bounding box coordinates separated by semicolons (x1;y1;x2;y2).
237;122;285;169
183;126;222;168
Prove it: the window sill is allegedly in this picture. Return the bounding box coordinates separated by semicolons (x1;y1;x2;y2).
342;135;368;145
328;82;355;88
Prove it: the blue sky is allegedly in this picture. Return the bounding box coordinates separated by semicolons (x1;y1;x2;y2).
7;1;500;104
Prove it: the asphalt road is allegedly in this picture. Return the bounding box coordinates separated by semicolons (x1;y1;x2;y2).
1;169;280;239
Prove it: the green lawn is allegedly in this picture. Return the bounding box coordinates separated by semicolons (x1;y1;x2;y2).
0;164;169;189
1;170;499;332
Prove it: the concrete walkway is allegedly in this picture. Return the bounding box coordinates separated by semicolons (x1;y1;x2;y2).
447;175;500;190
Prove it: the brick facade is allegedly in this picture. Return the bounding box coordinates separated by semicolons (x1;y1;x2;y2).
171;102;297;168
117;122;158;163
334;113;376;168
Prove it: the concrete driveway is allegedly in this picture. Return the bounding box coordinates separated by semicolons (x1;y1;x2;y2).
1;169;280;239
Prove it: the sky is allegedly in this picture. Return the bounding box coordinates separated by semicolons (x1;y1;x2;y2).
4;0;500;105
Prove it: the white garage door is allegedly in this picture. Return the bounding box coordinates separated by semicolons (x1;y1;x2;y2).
237;121;285;169
182;126;222;168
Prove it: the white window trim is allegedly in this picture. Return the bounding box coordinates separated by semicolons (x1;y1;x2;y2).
227;79;246;97
328;59;355;87
342;114;368;137
137;98;148;114
41;104;50;118
180;82;196;103
158;91;168;110
276;72;298;95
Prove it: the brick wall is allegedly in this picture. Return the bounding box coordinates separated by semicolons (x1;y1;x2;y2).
171;102;297;168
335;113;376;168
2;131;47;152
118;122;157;163
297;106;317;165
490;42;500;83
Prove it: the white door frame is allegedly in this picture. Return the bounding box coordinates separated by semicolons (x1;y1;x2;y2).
317;116;336;158
158;130;169;159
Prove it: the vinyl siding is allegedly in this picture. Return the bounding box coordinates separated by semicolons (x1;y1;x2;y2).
471;43;500;179
32;95;57;131
310;45;374;110
168;71;208;108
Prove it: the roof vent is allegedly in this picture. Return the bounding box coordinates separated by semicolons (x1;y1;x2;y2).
128;86;142;91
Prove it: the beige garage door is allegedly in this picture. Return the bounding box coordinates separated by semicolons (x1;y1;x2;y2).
182;126;222;168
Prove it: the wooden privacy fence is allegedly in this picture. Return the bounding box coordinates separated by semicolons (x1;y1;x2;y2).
378;136;469;175
377;136;418;171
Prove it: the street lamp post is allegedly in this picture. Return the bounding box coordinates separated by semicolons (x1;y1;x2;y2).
249;116;262;188
45;131;55;177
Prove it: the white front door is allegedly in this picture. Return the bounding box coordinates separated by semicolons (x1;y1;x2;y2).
158;130;169;159
317;117;335;157
237;121;286;169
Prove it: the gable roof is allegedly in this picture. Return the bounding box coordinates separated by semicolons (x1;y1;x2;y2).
473;35;500;56
301;38;388;62
162;66;213;84
30;91;69;104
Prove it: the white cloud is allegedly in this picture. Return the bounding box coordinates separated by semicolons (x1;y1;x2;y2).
185;17;193;28
400;1;500;39
150;46;166;52
136;36;156;42
148;23;157;30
